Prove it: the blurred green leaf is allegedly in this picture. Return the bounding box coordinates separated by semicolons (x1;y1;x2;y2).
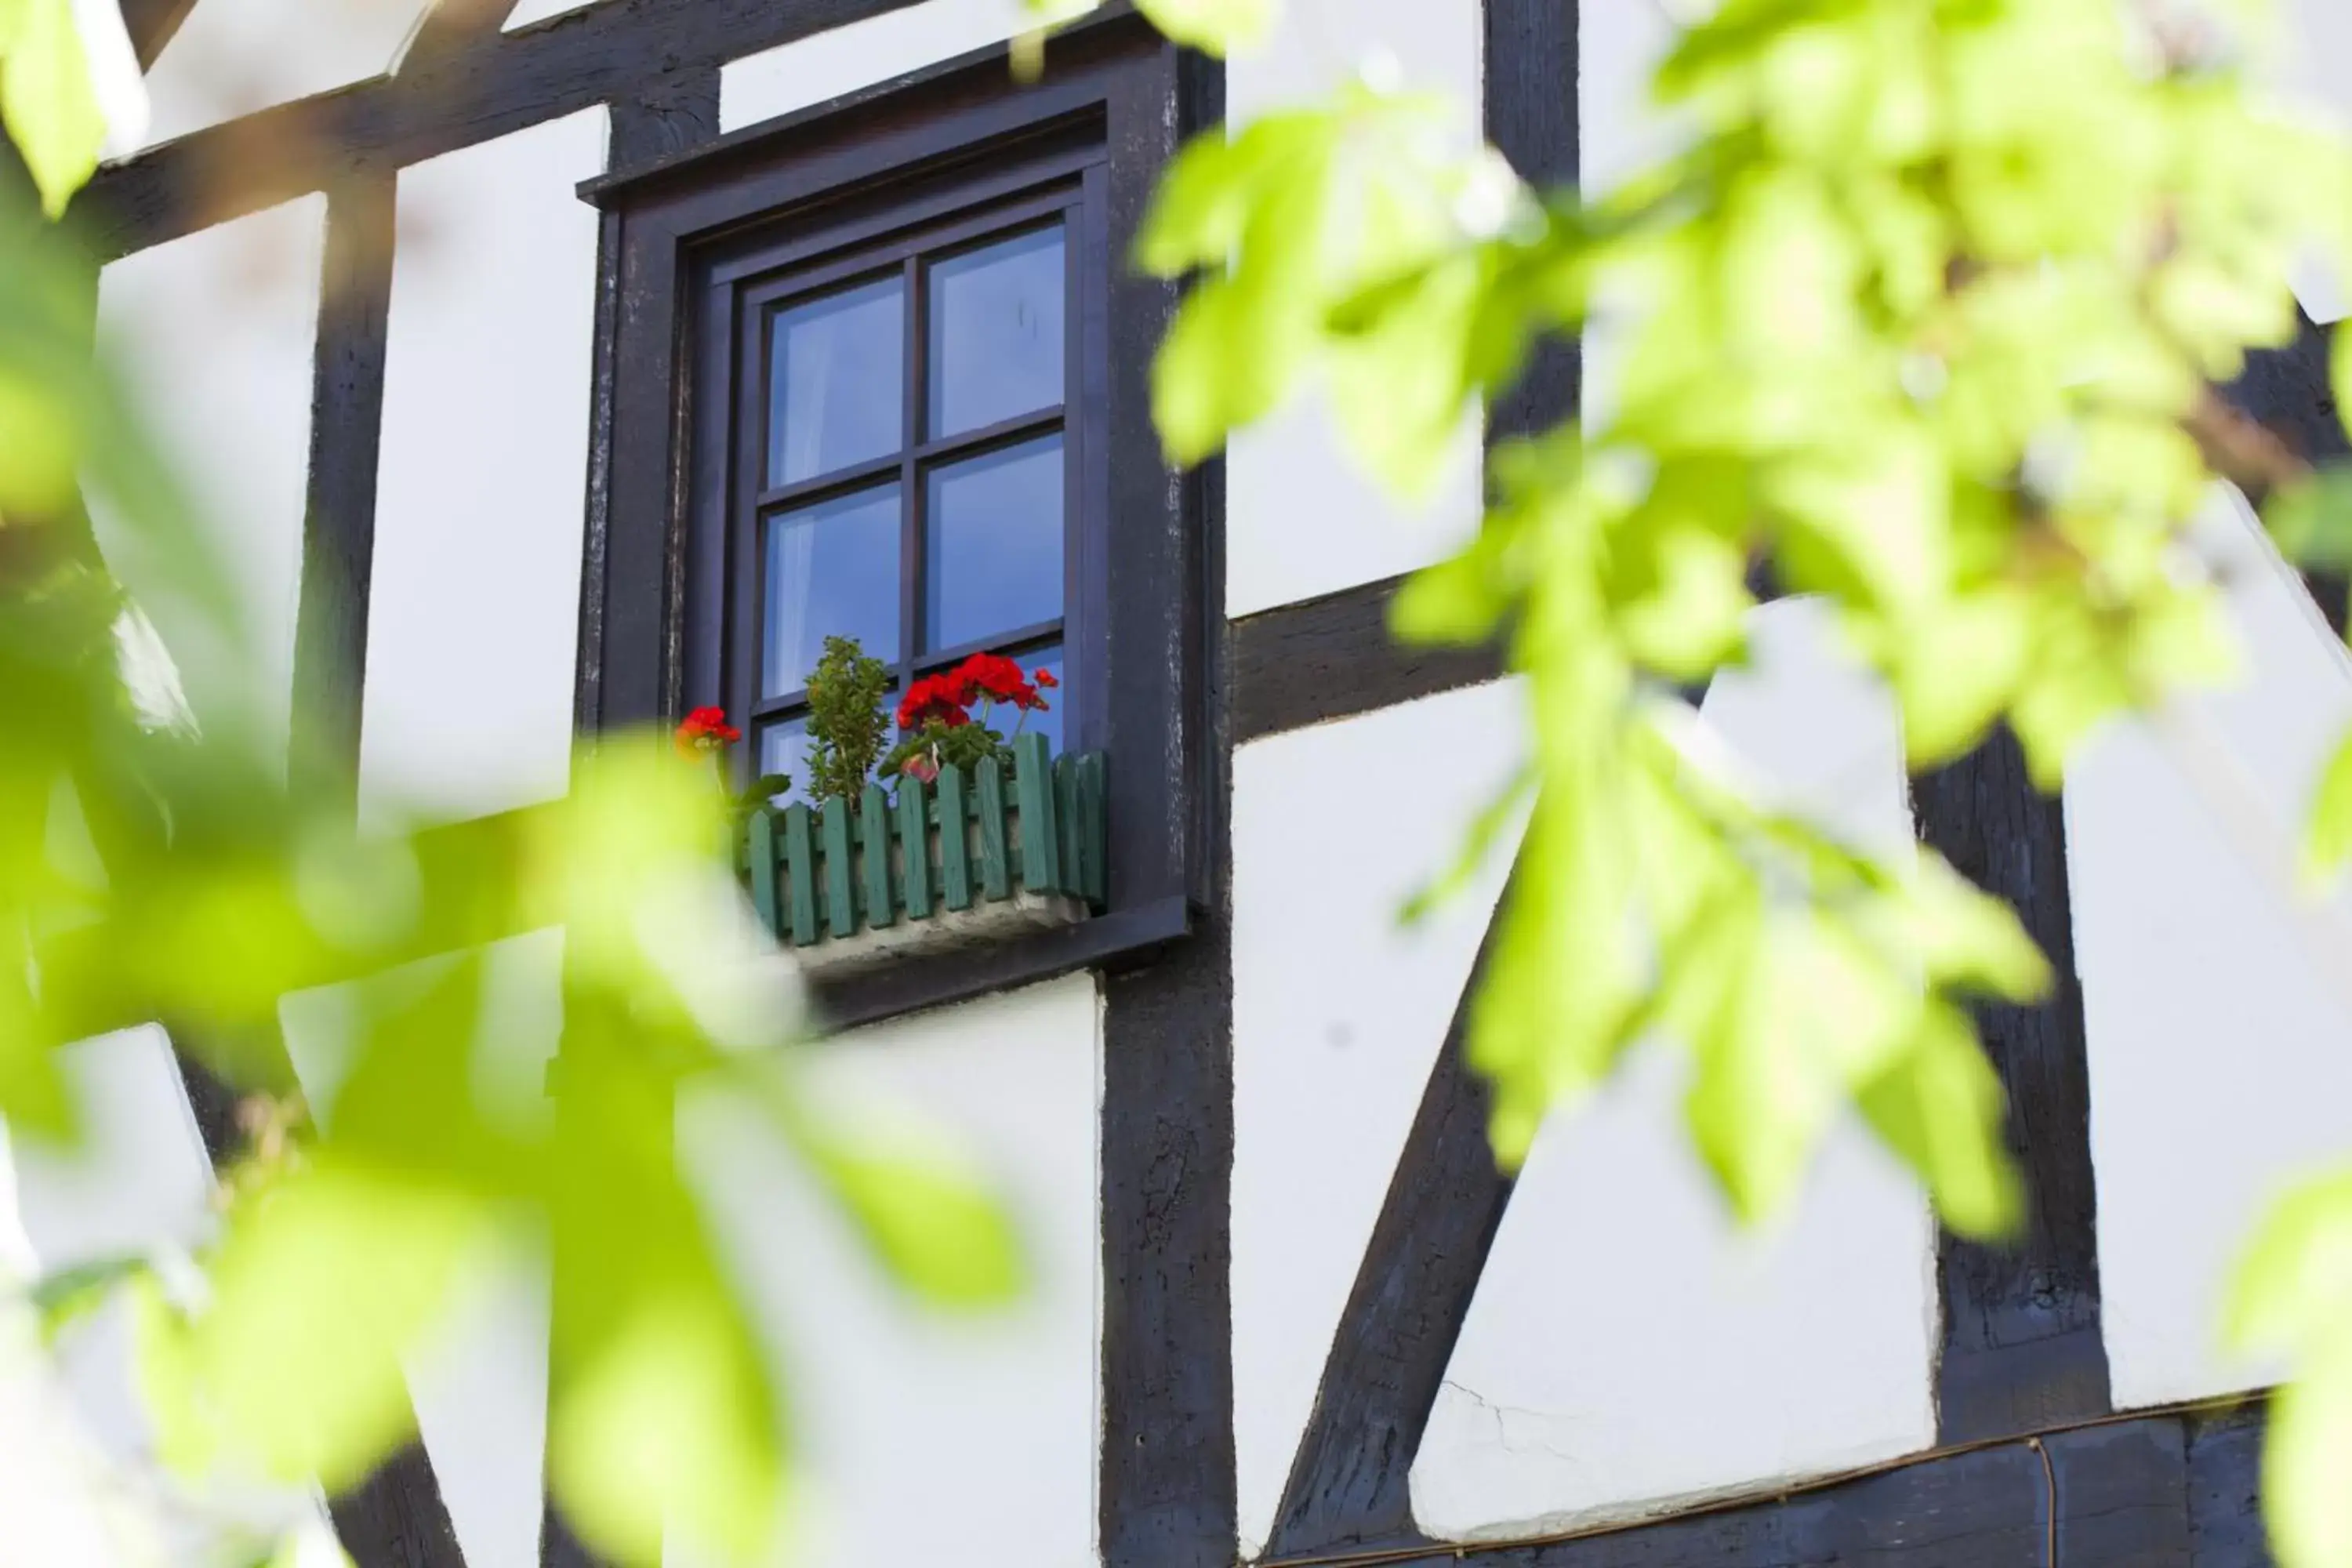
0;0;107;216
168;1160;492;1490
803;1123;1027;1307
2265;1335;2352;1568
2228;1168;2352;1568
2303;725;2352;887
2266;465;2352;574
550;1283;785;1568
29;1252;145;1343
1854;1001;2021;1240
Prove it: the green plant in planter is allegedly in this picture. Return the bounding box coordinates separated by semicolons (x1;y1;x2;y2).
802;635;893;805
880;652;1057;784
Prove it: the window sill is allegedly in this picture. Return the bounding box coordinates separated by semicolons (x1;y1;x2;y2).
744;739;1182;1029
809;893;1191;1031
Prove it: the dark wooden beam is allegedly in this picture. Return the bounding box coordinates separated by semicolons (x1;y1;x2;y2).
1262;888;1515;1560
608;68;724;169
1098;917;1237;1568
541;1501;608;1567
1254;1413;2226;1568
1912;726;2113;1443
1483;0;1578;449
2187;1406;2274;1566
290;173;397;809
81;0;942;260
1486;1415;2193;1568
1101;38;1232;1537
1229;573;1505;746
330;1446;468;1568
119;0;203;67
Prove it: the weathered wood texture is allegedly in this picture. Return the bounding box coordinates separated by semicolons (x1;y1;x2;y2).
1230;573;1507;746
1482;1416;2196;1568
2187;1407;2275;1567
328;1445;468;1568
1264;890;1515;1560
609;69;725;172
1483;0;1579;448
1101;35;1230;1536
1099;916;1238;1568
1250;1409;2278;1568
1912;725;2113;1443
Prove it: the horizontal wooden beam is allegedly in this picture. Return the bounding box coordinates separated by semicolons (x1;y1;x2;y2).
1229;574;1506;749
79;0;939;260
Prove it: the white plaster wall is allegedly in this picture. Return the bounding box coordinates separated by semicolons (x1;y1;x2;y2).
137;0;431;150
1228;680;1524;1561
2071;488;2352;1410
1409;599;1940;1541
503;0;604;31
674;975;1102;1568
2277;0;2352;324
359;108;606;826
94;196;325;764
1222;0;1485;620
719;0;1029;132
1574;0;1678;440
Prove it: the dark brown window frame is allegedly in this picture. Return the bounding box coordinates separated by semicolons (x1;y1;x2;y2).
579;16;1208;1028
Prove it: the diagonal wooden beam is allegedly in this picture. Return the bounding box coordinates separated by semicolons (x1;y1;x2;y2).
1261;880;1517;1561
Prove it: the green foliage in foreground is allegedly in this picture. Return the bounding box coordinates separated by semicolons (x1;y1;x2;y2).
1067;0;2352;1557
0;153;1018;1568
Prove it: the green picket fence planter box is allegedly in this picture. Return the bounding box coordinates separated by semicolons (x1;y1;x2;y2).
743;732;1107;975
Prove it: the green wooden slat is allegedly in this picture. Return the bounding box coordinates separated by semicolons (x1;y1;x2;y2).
1014;733;1060;894
860;784;895;928
747;809;781;938
938;766;972;911
898;777;931;919
975;757;1011;902
1077;752;1106;906
782;805;819;947
821;797;856;939
1055;753;1080;901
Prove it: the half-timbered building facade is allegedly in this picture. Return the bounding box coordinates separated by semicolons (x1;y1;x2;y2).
14;0;2352;1563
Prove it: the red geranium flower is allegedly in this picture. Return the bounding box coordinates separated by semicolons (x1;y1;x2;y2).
675;706;741;755
961;652;1031;703
1033;667;1058;689
897;673;977;731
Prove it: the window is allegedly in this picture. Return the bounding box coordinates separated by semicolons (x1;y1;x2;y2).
734;205;1082;800
583;16;1209;1024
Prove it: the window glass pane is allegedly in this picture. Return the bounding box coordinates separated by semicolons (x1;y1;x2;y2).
758;717;807;807
925;435;1063;652
928;227;1064;437
768;276;902;486
764;483;900;698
